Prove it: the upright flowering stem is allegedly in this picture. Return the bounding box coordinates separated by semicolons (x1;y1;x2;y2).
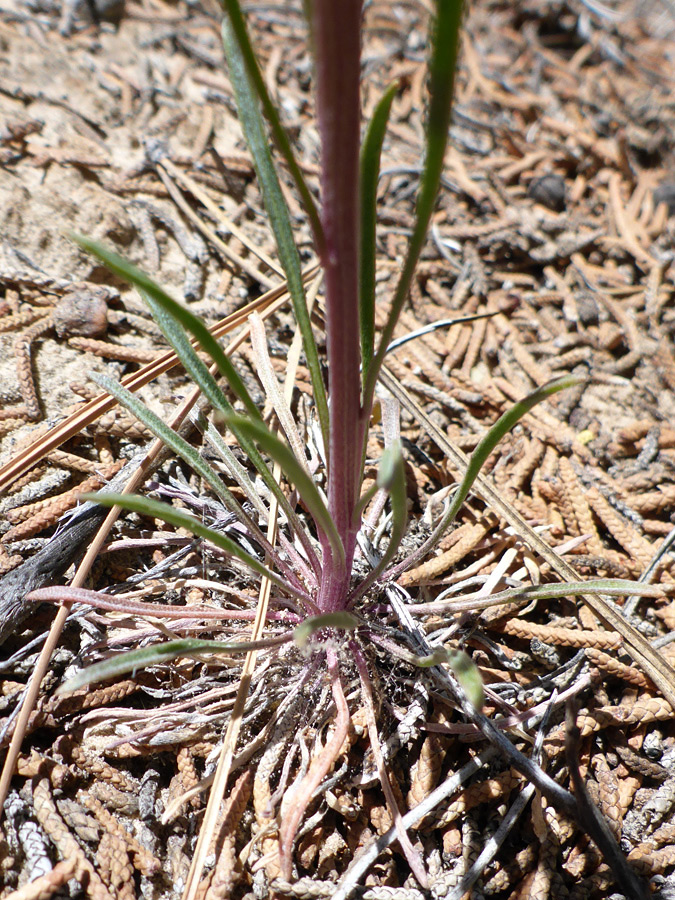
311;0;366;612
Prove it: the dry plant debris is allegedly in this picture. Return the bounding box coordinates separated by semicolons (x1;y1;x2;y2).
1;0;675;898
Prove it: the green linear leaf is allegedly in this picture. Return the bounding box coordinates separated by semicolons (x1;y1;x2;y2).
92;373;283;571
388;375;580;578
132;297;321;573
74;236;322;574
359;82;398;383
58;635;290;694
199;412;270;519
222;14;329;451
454;375;581;514
94;373;230;504
227;413;345;570
364;0;464;411
220;0;324;251
419;579;673;612
140;291;237;417
71;235;259;419
80;491;298;597
435;375;577;544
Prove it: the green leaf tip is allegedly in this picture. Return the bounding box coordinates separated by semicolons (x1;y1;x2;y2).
413;646;484;710
221;8;329;447
293;612;360;649
359;81;399;380
447;648;484;711
376;439;403;491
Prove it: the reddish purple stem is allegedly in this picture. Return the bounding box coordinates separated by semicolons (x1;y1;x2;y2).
311;0;366;612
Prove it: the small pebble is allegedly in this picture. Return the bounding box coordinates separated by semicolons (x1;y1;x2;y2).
53;288;108;338
528;173;567;211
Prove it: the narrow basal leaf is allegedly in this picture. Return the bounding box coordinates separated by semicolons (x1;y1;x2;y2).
446;375;580;524
227;414;346;571
134;291;310;534
359;82;398;382
293;611;360;648
220;0;324;252
222;14;329;450
388;375;579;579
80;492;304;599
380;364;675;711
92;373;284;572
195;411;315;596
94;374;231;503
58;635;291;694
71;235;259;419
143;288;261;419
199;412;270;519
364;0;464;412
139;295;236;420
138;295;322;574
249;312;310;472
440;376;580;533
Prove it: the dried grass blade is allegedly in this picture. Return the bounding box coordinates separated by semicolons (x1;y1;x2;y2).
183;572;275;900
249;312;310;472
